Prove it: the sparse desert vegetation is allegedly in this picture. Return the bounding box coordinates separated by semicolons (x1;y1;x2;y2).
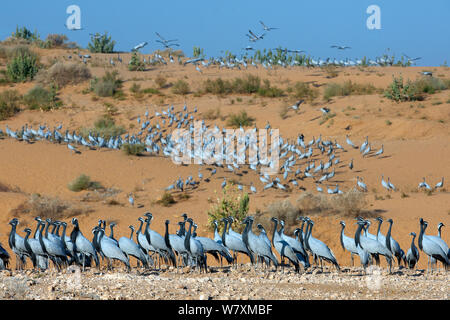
36;62;91;87
0;90;21;120
68;174;104;192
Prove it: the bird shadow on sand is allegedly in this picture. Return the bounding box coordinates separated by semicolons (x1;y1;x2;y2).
138;270;160;276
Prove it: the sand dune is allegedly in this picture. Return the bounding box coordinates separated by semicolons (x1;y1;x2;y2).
1;47;449;271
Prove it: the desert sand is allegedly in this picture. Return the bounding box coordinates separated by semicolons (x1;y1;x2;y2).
0;47;449;300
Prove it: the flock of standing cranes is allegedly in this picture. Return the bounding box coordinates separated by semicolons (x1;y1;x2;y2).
1;102;445;199
1;214;448;273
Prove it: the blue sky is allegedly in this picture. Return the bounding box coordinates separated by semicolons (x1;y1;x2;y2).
1;0;449;66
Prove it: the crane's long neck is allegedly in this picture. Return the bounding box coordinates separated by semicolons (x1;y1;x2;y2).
110;225;115;240
305;222;312;251
55;224;61;237
70;222;79;246
129;228;134;240
376;220;383;240
144;219;152;245
97;228;104;244
241;221;250;248
180;221;186;237
354;223;364;248
418;222;424;251
299;220;306;245
44;221;51;239
38;223;48;254
137;220;143;235
50;223;57;235
385;221;393;251
279;223;284;236
164;222;172;249
61;224;67;239
184;221;192;252
214;222;219;237
410;235;416;251
23;231;33;255
33;220;40;238
438;225;443;238
271;220;278;246
8;223;17;249
339;225;346;251
221;220;228;246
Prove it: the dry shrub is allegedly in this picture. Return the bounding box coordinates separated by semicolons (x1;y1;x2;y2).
202;107;223;120
296;192;330;214
323;65;340;78
331;188;368;217
171;79;190;95
296;189;367;217
267;199;299;227
256;189;368;234
10;194;91;220
44;34;68;48
154;74;167;88
156;192;176;207
0;90;22;120
36;62;91;87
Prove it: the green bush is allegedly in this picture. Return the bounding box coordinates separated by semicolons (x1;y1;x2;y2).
207;185;249;233
12;26;39;42
23;85;61;111
226;110;255;128
156;192;177;207
171;80;190;95
121;143;145;156
141;87;161;95
68;174;103;192
203;78;233;95
257;80;284;97
413;77;448;94
384;76;421;102
193;46;205;58
0;70;10;86
42;34;68;48
324;81;380;101
6;49;39;82
202;76;282;97
290;82;318;102
0;90;22;120
90;70;123;97
154;74;167;88
87;32;115;53
232;75;261;94
128;52;145;71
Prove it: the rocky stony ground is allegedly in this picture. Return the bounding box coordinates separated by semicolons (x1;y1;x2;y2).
0;265;448;300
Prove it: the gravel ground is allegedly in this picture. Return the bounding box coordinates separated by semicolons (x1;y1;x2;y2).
0;264;448;300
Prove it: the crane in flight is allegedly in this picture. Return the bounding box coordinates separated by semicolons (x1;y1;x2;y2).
331;45;351;50
132;42;148;52
259;21;279;31
246;30;266;42
155;32;179;47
